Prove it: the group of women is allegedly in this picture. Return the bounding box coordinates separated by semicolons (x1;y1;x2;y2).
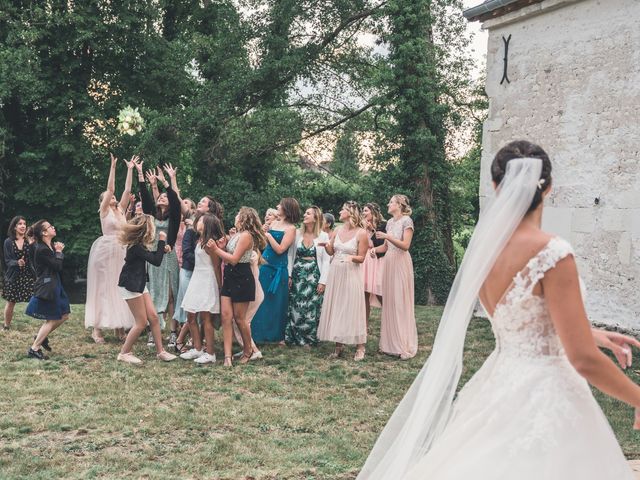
2;153;419;364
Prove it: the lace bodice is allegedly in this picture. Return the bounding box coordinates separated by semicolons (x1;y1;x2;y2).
100;208;125;236
385;216;414;252
489;237;574;359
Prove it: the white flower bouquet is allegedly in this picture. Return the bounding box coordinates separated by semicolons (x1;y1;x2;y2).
117;106;145;136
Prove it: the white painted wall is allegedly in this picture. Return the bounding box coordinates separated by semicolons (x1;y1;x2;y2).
478;0;640;328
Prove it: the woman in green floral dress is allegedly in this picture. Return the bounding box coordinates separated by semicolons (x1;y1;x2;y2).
285;206;330;346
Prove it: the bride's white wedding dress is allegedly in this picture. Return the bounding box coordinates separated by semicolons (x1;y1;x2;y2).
403;237;634;479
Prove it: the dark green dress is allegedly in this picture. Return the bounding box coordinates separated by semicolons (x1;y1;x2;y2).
285;242;322;346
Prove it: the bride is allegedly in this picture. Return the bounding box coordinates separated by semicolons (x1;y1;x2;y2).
357;140;640;479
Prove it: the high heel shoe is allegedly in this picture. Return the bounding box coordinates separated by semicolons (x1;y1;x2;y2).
239;350;253;365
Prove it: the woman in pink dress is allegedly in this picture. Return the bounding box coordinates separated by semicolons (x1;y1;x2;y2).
374;194;418;360
362;203;386;328
318;201;369;361
84;154;138;343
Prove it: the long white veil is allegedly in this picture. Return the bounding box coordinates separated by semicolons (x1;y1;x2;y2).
357;158;543;479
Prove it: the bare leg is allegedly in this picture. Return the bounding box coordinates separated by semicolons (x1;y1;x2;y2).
233;302;253;363
121;296;149;354
186;312;202;351
4;302;15;327
31;317;66;350
165;287;175;335
221;297;234;361
201;312;215;356
142;293;165;354
176;322;190;345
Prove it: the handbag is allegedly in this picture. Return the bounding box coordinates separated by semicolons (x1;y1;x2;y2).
34;274;57;301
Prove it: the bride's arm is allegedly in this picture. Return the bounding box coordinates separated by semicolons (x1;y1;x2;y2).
544;255;640;428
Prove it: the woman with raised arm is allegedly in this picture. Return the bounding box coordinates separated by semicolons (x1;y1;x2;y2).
284;206;330;348
25;220;69;360
3;216;35;330
374;195;417;360
318;201;369;361
136;163;181;343
357;141;640;480
251;198;301;344
85;154;137;343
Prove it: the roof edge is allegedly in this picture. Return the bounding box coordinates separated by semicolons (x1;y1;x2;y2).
463;0;545;22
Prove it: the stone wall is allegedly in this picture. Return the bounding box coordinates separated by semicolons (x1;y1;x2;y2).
479;0;640;328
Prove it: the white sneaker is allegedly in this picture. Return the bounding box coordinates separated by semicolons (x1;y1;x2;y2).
194;352;216;364
147;333;154;347
180;348;203;360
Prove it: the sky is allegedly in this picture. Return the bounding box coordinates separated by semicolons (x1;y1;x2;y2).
463;0;489;76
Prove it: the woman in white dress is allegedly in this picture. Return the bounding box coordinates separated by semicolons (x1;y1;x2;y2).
85;154;138;343
179;213;223;365
358;140;640;479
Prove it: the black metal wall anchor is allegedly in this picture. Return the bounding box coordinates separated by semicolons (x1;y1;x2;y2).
501;34;512;85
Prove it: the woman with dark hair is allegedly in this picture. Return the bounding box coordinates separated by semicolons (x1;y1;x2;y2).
251;197;301;344
137;163;181;344
362;202;386;327
2;216;35;329
358;140;640;480
179;213;224;364
25;220;69;360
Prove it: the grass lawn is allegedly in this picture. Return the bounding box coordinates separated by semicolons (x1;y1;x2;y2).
0;301;638;479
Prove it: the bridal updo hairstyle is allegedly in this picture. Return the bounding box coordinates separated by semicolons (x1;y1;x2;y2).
491;140;552;213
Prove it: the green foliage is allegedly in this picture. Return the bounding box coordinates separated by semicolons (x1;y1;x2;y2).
0;0;484;304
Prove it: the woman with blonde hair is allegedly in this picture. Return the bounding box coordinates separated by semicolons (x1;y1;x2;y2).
117;215;176;364
285;206;330;347
264;208;279;230
207;207;267;366
318;201;369;361
373;194;417;360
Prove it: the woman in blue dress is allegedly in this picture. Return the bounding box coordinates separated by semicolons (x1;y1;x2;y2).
251;198;300;343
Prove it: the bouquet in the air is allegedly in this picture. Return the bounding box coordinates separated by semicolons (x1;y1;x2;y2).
117;106;145;136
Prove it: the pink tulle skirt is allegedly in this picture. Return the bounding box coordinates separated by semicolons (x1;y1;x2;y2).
85;235;134;330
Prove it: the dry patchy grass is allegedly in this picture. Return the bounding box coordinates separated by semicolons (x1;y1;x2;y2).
0;301;637;479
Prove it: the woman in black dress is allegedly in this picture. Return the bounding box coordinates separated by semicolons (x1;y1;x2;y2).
3;216;35;329
25;220;70;360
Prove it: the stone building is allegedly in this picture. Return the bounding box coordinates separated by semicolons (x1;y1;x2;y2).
464;0;640;329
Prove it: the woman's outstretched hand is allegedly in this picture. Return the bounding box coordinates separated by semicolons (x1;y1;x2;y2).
145;169;157;185
163;163;177;178
124;154;140;170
